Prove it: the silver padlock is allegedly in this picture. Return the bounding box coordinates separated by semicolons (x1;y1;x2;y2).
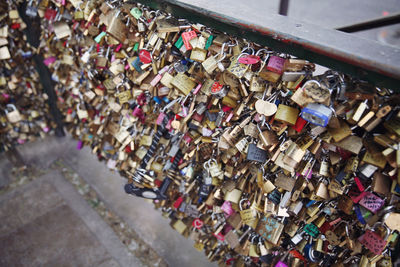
76;103;89;119
5;104;22;123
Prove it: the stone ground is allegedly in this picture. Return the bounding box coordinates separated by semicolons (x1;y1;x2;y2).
0;135;216;267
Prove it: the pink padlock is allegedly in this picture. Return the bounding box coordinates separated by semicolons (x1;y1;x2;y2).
1;93;10;102
225;111;234;123
213;232;225;242
115;43;123;52
43;56;56;66
193;83;202;95
358;222;390;255
267;56;286;74
150;74;162;87
221;201;235;216
165;119;172;130
132;106;143;117
156;112;166;125
274;250;290;267
178;106;188;117
183;133;192;144
17;139;26;144
132;106;145;123
359;192;385;213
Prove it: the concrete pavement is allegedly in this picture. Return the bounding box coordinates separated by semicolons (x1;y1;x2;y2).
0;135;216;267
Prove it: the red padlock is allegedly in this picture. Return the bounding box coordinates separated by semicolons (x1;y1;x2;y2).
181;30;197;50
173;195;184;209
238;54;260;65
192;218;204;229
292;116;308;133
139;49;152;64
44;8;57;21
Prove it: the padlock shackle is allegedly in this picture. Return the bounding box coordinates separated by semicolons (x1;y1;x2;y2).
5;104;17;113
372;221;391;240
239;198;250;210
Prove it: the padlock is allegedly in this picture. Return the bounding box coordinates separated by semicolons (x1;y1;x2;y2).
302;80;330;103
210;81;227;98
248;236;260;257
300;103;333;127
266;55;285;74
224;176;247;204
5;104;22;123
204;158;223;178
358;222;391;255
53;21;71;39
239;198;258;227
255;98;278;117
225;230;240;249
171;72;196;95
227;54;249;78
256;215;284;245
246;143;268;162
259;241;273;263
275;104;299;126
359;191;385;213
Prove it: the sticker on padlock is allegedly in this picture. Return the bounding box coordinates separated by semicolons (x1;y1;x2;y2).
303;223;320;238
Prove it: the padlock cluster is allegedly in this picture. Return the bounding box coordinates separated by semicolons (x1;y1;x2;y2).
0;1;55;152
21;0;400;266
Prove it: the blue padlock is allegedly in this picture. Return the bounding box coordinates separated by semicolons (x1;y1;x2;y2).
300;103;333;127
131;57;143;73
162;96;170;103
153;96;162;105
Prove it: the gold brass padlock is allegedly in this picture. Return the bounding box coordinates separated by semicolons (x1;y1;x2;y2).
172;219;187;235
275;104;299;126
171;72;196;95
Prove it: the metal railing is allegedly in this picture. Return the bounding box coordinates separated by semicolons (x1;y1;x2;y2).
134;0;400;90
